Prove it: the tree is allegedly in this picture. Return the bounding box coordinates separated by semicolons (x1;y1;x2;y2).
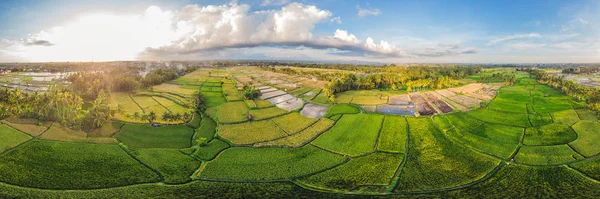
143;111;157;124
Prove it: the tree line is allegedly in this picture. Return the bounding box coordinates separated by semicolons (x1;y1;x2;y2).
0;88;118;131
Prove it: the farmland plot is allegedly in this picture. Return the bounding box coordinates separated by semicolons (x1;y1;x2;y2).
388;94;411;105
523;123;577;146
134;148;200;184
0;124;31;153
218;120;287;145
312;114;384;156
190;139;230;160
276;97;304;111
447;123;522;159
300;103;329;118
254;119;334;147
260;90;286;99
41;124;118;144
1;117;51;136
465;109;530;127
298;152;404;192
377;116;407;153
0;140;159;189
115;124;193;148
551;109;580;126
249;106;288;120
217;102;249;123
196;145;346;180
515;145;581;165
570;120;600;157
423;92;453;113
376;105;415;115
324;104;360;118
271;112;318;134
395;117;499;192
410;93;438;116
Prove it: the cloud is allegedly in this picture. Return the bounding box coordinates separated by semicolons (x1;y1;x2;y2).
261;0;290;6
487;33;541;45
356;5;381;17
0;2;470;62
330;16;342;24
23;39;54;46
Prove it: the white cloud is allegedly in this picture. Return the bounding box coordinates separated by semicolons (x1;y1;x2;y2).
579;18;589;25
261;0;290;6
333;29;359;44
487;33;541;45
356;5;381;17
330;16;342;24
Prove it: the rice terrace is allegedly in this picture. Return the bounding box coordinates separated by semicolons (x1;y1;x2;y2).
1;61;600;198
1;0;600;198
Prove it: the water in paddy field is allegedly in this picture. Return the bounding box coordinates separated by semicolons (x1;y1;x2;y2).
376;105;415;116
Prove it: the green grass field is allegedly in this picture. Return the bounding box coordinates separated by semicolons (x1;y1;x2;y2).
523;123;577;145
377;116;407;153
515;145;581;165
394;117;499;192
0;140;159;189
271;112;318;134
115;124;193;148
254;118;335;147
466;109;531;127
551;109;580;126
312;114;384;156
217;102;249;123
324;104;361;118
447;123;522;159
196;145;346;180
249;106;288;120
0;124;32;153
297;152;403;192
218;120;287;145
570;120;600;157
190;139;230;160
133;148;200;183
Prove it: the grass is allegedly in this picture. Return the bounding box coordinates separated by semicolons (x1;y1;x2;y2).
133;148;200;184
551;109;580;126
447;123;522;159
1;118;50;136
433;115;454;132
195;145;346;180
218;120;287;145
115;124;193;149
0;140;159;189
312;114;384;156
187;113;202;129
271;112;318;134
443;112;485;132
254;99;275;108
394;117;499;192
576;109;597;121
377;115;407;153
446;164;600;198
41;124;118;144
350;96;388;105
570;120;600;157
523;123;577;146
193;116;216;144
297;152;404;192
528;113;553;127
324;104;360;118
569;155;600;180
254;119;335;147
217;102;249;123
87;121;123;137
249;106;288;120
515;145;581;165
190;139;230;160
203;92;227;107
466;109;530;127
0;124;32;153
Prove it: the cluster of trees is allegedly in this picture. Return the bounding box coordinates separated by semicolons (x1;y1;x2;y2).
128;111;193;124
242;85;260;100
0;88;118;130
479;72;516;84
562;67;600;74
532;70;600;111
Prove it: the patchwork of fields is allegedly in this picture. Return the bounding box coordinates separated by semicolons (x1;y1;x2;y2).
1;68;600;197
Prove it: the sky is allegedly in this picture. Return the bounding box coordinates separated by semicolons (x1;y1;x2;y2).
0;0;598;63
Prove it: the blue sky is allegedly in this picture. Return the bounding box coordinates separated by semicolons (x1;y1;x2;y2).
0;0;598;63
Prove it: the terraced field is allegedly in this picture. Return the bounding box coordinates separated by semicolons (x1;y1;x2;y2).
1;69;600;198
